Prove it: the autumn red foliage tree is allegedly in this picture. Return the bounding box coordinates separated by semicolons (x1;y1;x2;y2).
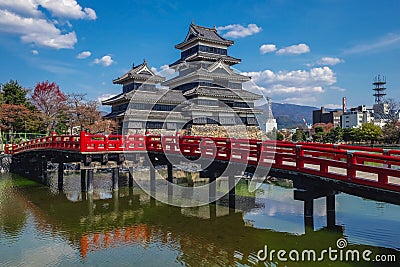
66;93;117;134
31;81;67;134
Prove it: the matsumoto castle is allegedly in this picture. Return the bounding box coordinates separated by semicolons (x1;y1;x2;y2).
102;23;274;138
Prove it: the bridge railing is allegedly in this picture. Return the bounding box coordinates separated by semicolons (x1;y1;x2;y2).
4;133;80;154
280;144;400;192
4;132;400;192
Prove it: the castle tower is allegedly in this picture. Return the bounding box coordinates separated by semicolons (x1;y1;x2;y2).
162;23;263;130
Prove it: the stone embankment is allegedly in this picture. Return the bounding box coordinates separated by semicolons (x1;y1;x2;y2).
0;154;11;173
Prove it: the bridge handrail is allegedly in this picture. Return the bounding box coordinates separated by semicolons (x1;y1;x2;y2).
4;132;400;193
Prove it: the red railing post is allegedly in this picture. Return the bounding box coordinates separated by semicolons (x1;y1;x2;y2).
226;138;231;161
104;134;109;151
296;145;304;170
256;141;261;164
275;155;282;166
178;135;183;154
383;149;391;169
333;144;340;161
80;131;87;152
4;144;9;154
347;151;357;180
379;148;389;184
320;162;328;174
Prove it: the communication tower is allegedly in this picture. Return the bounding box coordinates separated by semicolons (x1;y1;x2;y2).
373;75;386;104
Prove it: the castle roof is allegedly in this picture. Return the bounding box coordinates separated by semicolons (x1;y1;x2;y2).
183;86;262;101
170;52;240;67
102;88;186;105
175;23;233;50
113;60;165;85
163;60;250;87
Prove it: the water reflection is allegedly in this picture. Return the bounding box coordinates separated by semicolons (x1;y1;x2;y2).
0;179;27;242
0;172;399;266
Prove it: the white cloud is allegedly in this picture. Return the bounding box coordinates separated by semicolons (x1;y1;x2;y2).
280;96;318;106
77;51;91;59
217;23;262;38
35;0;96;20
329;86;346;92
0;0;96;49
316;57;344;66
344;33;400;54
259;44;277;54
94;55;114;67
324;103;342;109
243;67;336;88
83;7;97;20
0;10;77;49
98;93;116;103
151;64;176;80
0;0;41;17
31;49;38;55
242;67;336;105
160;64;175;75
276;43;310;55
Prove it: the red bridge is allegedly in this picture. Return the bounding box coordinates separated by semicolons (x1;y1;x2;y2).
4;131;400;195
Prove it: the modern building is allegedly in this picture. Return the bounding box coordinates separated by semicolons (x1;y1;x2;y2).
341;108;372;129
373;103;389;115
102;23;264;138
312;107;342;127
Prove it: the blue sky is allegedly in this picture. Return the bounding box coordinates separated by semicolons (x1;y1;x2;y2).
0;0;399;110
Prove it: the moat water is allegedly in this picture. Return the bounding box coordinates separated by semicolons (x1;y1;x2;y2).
0;171;399;266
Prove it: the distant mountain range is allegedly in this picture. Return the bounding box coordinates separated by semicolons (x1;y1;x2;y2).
259;102;320;129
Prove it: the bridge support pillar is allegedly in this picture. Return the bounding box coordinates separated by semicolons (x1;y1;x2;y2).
209;173;216;204
326;195;336;228
112;167;119;191
210;202;217;220
229;175;235;213
88;192;94;218
40;157;48;184
167;163;173;202
87;169;94;194
147;160;156;206
128;167;134;187
81;170;86;192
167;163;173;183
112;190;119;213
58;163;63;191
304;199;314;232
150;165;156;196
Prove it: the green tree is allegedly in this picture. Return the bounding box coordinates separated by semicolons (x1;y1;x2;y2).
0;80;45;137
292;129;306;142
276;131;284;141
0;80;30;106
312;126;326;142
359;123;382;144
343;128;360;143
324;127;343;143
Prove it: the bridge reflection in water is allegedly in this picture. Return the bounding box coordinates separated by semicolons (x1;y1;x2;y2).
2;173;399;267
